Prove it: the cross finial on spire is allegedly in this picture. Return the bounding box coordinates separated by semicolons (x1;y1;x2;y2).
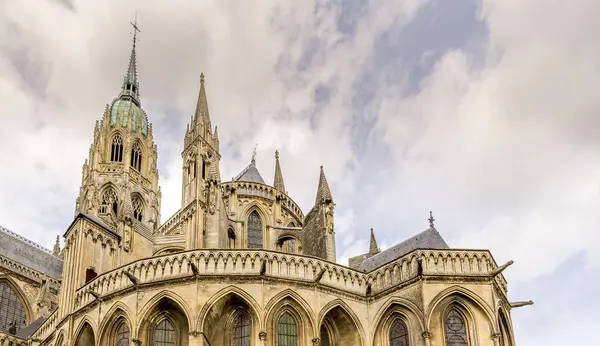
428;211;435;229
275;150;279;159
130;12;141;45
251;144;258;164
200;72;205;83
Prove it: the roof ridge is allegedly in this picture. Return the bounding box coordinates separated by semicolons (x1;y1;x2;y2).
0;225;55;255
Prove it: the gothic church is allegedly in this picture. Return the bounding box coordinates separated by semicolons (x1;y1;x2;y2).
0;26;531;346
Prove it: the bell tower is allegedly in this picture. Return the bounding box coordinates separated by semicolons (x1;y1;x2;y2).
73;19;161;259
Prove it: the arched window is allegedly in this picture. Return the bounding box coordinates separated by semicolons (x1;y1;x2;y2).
389;319;409;346
85;268;97;284
0;282;27;334
445;309;468;346
233;311;251;346
277;312;297;346
228;228;236;249
247;211;262;249
100;188;118;215
115;322;130;346
111;134;124;162
279;238;298;254
320;324;331;346
132;196;143;222
153;318;176;346
131;141;142;172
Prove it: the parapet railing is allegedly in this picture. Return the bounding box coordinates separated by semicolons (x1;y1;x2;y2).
0;255;61;289
0;332;27;346
29;310;58;343
222;181;305;220
73;248;503;312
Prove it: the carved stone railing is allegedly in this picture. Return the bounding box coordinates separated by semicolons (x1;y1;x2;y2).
29;309;58;343
0;332;27;346
155;202;196;236
0;255;61;289
222;181;305;220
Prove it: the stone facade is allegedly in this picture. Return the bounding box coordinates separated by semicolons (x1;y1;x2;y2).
0;29;531;346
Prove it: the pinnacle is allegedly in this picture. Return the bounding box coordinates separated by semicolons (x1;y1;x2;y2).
274;150;286;192
315;165;333;204
368;228;380;256
194;72;212;133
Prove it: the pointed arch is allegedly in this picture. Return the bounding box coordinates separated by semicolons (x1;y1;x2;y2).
196;285;261;331
371;296;425;346
0;275;33;333
130;139;143;172
425;285;496;331
99;183;119;216
98;301;134;345
137;291;191;346
138;290;194;332
197;286;262;346
265;289;315;346
317;299;365;346
55;329;66;346
247;209;264;249
73;317;97;346
498;307;514;346
110;132;124;162
131;193;144;222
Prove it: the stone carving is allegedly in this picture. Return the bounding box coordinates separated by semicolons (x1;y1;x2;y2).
23;284;38;301
324;203;334;234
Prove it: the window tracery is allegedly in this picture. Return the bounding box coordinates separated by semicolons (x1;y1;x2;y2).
133;197;143;222
153;319;176;346
111;134;124;162
115;321;130;346
247;211;262;249
131;141;142;172
445;309;468;346
279;238;298;254
0;282;26;334
233;311;251;346
389;319;409;346
277;312;297;346
100;188;118;215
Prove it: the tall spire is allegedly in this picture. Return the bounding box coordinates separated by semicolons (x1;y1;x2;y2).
118;16;141;106
194;72;212;134
315;165;333;204
368;228;380;256
274;150;286;192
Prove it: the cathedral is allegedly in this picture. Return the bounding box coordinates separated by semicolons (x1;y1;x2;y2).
0;24;532;346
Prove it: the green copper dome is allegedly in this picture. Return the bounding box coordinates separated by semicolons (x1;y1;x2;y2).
110;99;148;137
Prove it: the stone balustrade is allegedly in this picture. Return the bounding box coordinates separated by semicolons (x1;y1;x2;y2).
222;181;305;220
0;255;60;290
29;310;58;343
0;333;27;346
72;248;504;312
155;202;196;235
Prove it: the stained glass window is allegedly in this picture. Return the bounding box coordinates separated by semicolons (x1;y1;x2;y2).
389;319;409;346
233;311;251;346
115;322;130;346
154;319;176;346
0;282;27;334
320;325;330;346
445;309;468;346
131;141;142;171
277;312;297;346
133;197;143;222
247;211;262;249
111;134;124;162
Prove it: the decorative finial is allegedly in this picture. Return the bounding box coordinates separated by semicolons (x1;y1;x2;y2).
130;12;141;46
275;150;279;159
200;72;205;83
251;144;258;164
53;235;60;256
428;211;435;229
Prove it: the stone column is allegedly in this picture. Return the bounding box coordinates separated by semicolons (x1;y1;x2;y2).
422;331;432;346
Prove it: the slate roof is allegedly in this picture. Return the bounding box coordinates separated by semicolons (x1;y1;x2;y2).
358;227;449;272
16;316;46;339
235;161;266;184
0;225;63;279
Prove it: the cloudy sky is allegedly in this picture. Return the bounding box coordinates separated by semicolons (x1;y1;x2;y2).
1;0;598;344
